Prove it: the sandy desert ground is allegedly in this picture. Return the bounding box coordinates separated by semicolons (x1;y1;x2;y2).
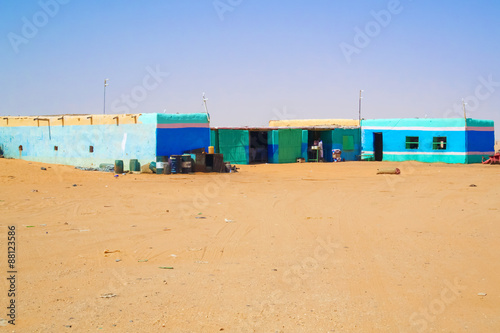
0;157;499;332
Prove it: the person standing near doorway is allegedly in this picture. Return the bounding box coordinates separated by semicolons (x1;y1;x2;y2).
318;139;324;162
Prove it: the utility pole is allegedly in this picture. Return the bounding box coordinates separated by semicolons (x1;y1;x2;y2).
358;90;364;124
202;92;210;122
103;78;109;114
462;98;467;120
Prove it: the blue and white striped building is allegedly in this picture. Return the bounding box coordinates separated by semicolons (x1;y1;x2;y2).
361;118;495;163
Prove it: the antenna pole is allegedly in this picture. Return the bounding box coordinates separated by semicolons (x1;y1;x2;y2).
103;79;109;114
202;93;209;114
462;98;467;120
358;90;363;124
202;93;210;122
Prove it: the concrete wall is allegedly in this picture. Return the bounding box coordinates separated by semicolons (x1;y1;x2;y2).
0;114;157;169
466;119;495;163
330;128;362;161
156;113;210;158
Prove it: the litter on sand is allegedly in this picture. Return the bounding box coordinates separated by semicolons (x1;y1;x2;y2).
75;165;114;172
159;266;174;269
225;218;235;223
377;168;401;175
100;293;117;298
188;248;202;252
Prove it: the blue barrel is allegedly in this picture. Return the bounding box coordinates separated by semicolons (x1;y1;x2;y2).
114;160;124;174
170;155;180;174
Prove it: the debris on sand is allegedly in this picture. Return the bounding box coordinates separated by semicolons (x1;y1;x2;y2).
377;168;401;175
75;165;114;172
188;248;202;252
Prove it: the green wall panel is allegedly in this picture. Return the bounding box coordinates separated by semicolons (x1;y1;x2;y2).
278;129;302;163
218;129;249;164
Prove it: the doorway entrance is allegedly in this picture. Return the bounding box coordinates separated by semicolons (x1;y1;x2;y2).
249;131;268;163
373;132;383;161
307;130;323;161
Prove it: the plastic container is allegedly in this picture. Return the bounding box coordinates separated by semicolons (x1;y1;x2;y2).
208;146;215;154
149;162;157;173
129;159;140;172
114;160;124;174
156;156;167;174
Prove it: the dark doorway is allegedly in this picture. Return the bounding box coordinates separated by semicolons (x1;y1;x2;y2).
307;130;323;161
373;132;383;161
249;131;268;163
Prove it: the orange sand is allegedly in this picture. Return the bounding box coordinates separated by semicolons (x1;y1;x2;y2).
0;158;499;332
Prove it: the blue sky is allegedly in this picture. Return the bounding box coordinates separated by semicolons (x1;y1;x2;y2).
1;0;499;136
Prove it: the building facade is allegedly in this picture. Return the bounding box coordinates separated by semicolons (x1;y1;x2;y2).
361;118;495;163
0;113;210;170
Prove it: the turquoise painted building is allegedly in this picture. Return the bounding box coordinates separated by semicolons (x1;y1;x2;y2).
0;113;210;170
2;114;493;167
361;118;495;164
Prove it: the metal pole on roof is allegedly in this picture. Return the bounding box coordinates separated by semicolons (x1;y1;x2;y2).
358;90;364;160
462;98;467;120
358;90;363;124
103;79;109;114
463;98;468;163
202;92;210;122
